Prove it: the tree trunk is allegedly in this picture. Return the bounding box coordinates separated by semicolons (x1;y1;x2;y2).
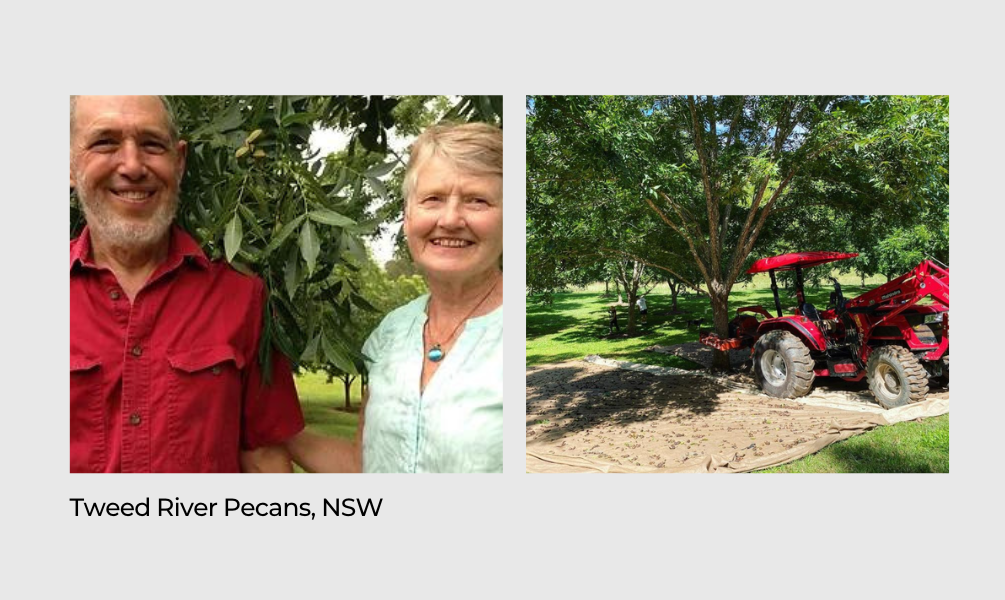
605;279;609;296
626;287;638;334
342;375;356;410
709;290;732;371
667;278;680;311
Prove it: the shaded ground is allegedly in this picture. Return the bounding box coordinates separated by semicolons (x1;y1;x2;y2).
646;341;750;370
526;359;948;473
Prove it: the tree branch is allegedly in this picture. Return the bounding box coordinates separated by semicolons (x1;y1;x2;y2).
688;95;721;278
598;246;702;291
729;171;796;286
724;96;745;152
646;194;712;286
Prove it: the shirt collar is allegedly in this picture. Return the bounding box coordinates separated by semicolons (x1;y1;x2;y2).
70;225;210;272
69;226;94;271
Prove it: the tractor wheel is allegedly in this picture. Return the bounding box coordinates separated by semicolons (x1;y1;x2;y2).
753;330;815;398
866;346;929;409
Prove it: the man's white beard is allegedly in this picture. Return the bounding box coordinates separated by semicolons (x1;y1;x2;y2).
77;184;179;251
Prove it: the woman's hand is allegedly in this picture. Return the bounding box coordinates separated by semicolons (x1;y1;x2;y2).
286;430;362;473
240;445;294;473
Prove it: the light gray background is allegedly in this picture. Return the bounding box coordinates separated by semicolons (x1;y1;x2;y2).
0;1;993;598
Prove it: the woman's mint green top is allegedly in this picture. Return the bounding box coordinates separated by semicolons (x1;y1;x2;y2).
361;294;503;473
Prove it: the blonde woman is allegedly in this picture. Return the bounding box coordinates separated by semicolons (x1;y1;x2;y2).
289;122;503;473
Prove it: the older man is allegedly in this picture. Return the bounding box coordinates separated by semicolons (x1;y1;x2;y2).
69;96;304;473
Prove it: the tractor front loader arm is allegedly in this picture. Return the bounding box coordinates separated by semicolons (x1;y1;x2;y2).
846;260;949;317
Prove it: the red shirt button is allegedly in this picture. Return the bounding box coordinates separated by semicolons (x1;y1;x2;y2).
129;413;142;426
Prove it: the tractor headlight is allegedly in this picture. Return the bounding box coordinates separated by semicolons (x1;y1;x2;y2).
924;312;945;324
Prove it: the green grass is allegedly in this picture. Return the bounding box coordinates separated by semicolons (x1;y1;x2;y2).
527;273;949;473
295;371;360;440
756;414;949;473
527;288;700;368
527;272;888;368
291;371;361;473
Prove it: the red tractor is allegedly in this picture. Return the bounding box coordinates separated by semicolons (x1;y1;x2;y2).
700;252;949;409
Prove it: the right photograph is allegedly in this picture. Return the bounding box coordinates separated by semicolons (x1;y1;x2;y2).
526;95;949;473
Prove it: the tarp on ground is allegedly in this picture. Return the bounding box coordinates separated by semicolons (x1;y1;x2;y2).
525;359;949;473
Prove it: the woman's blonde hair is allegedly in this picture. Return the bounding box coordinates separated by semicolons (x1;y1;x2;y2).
402;122;502;202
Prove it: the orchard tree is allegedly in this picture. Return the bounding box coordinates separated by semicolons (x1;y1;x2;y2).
528;97;707;334
528;95;948;368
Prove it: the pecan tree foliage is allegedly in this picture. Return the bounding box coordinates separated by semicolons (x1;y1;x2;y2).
71;95;502;376
528;95;948;368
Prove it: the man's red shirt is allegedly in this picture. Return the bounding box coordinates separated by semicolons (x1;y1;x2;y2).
70;226;304;473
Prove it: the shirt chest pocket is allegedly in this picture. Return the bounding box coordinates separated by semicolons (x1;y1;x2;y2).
70;355;105;472
166;345;245;469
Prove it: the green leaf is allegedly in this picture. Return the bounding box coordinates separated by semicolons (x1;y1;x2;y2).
476;95;494;119
273;96;284;126
193;100;245;137
228;260;254;277
257;299;273;384
224;214;243;262
281;112;317;127
265;214;306;256
351;293;378;313
299;220;320;275
270;319;299;371
331;167;349;195
309;209;356;228
282;96;296;121
367;176;388;200
300;334;320;362
365;160;398;179
347;218;380;235
322;332;358;375
352;175;363;200
340;233;367;263
238;204;265;240
284;245;302;300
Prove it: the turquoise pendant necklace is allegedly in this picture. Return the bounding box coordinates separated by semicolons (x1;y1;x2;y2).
427;343;445;363
425;279;500;363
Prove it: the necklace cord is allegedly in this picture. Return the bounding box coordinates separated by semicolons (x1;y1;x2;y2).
426;277;500;352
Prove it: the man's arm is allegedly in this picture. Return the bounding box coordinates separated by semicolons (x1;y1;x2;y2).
286;392;366;473
240;444;294;473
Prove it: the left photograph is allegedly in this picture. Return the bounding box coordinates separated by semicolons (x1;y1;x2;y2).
70;95;504;473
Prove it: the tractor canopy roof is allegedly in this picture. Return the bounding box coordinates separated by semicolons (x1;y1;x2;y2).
747;251;858;274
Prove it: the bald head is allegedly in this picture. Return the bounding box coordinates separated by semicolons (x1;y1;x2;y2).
70;95;179;143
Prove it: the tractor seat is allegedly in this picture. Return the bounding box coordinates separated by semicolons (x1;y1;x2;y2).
801;302;821;322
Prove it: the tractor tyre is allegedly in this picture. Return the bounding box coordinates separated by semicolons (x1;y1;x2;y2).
866;346;929;409
753;330;816;399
